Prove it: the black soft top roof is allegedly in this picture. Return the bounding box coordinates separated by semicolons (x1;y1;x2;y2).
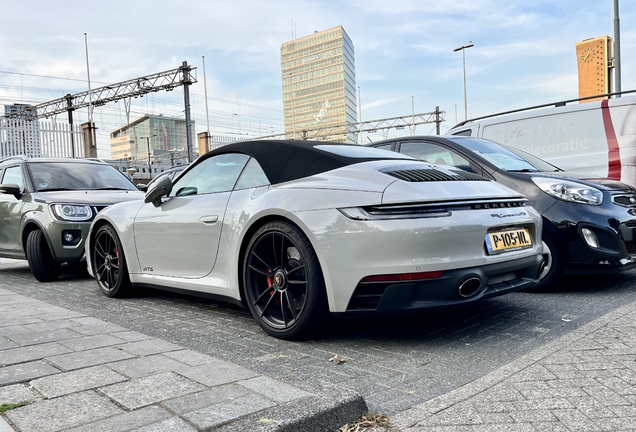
203;140;412;185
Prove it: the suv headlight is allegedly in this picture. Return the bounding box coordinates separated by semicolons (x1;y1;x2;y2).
532;177;603;205
52;204;93;221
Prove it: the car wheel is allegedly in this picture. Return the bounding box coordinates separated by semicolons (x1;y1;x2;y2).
531;230;563;291
26;229;61;282
243;220;328;340
92;225;133;298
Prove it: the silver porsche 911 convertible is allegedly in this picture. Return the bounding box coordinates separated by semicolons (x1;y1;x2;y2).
86;140;545;339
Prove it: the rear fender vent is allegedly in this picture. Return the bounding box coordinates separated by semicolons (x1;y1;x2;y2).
383;168;489;182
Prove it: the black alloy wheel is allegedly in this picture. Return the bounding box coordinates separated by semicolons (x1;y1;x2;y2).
92;225;132;297
26;229;61;282
243;221;328;340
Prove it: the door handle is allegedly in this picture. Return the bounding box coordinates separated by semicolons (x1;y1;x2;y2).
198;215;219;224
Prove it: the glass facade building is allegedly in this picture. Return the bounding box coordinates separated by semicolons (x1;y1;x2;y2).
109;114;194;161
281;26;357;143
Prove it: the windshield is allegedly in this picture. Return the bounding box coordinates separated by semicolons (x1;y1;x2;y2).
29;162;138;192
446;137;559;172
502;145;562;172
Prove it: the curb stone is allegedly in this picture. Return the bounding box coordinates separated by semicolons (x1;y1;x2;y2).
0;283;366;431
392;298;636;430
214;387;367;432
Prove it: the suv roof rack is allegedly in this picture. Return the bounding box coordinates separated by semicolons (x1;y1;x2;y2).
0;155;29;163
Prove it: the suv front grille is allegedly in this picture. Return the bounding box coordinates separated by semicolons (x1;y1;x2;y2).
87;205;109;221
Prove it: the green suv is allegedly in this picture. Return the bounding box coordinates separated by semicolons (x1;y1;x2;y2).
0;156;144;281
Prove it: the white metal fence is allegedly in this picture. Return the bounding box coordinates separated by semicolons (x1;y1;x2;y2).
0;118;84;159
40;121;84;158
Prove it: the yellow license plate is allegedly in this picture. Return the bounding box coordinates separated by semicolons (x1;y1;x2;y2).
485;228;532;254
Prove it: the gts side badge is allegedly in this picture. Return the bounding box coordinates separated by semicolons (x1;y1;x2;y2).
143;267;154;272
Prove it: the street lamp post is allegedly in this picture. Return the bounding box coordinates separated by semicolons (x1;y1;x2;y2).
453;42;474;121
139;135;157;180
126;167;137;182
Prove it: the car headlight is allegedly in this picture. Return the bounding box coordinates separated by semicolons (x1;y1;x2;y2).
532;177;603;205
52;204;93;221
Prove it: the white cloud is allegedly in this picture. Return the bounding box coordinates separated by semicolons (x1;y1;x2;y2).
1;0;634;146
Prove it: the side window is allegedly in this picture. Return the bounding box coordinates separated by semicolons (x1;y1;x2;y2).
373;144;394;151
235;158;270;190
400;142;470;168
170;153;249;197
452;129;472;137
2;166;24;190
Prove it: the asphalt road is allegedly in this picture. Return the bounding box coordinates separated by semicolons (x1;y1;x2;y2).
2;259;636;416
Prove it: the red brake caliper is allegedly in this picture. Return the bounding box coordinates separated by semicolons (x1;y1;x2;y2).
267;270;274;297
266;271;280;305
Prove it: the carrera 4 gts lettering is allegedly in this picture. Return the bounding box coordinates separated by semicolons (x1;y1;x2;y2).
490;212;527;218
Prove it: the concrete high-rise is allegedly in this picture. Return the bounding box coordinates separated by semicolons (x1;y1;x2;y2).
281;25;357;143
1;104;41;157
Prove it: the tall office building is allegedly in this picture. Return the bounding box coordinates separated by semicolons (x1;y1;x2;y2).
1;104;41;157
281;25;357;143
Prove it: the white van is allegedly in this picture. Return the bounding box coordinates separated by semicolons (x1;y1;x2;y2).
448;91;636;187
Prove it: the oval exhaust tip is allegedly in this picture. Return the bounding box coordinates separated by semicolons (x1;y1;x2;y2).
537;258;547;280
458;277;482;298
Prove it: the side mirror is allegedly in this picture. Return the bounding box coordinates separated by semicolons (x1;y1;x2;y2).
137;184;148;192
0;183;22;199
144;175;172;206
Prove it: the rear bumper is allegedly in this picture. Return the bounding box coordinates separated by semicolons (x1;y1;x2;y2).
333;253;544;317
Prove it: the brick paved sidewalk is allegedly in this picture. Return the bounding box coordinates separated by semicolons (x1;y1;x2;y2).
0;286;365;432
392;296;636;431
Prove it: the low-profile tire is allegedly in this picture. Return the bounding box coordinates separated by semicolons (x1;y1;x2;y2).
529;230;563;291
243;220;329;340
26;229;61;282
92;225;133;298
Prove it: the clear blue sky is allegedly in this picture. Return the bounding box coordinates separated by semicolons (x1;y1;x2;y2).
1;0;634;155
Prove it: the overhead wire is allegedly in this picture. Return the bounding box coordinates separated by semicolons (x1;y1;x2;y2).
0;67;287;145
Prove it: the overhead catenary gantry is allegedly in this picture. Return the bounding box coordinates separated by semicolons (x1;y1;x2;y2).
251;106;445;141
2;62;197;161
3;61;445;162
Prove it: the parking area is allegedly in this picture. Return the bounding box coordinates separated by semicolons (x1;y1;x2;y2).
2;259;636;416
